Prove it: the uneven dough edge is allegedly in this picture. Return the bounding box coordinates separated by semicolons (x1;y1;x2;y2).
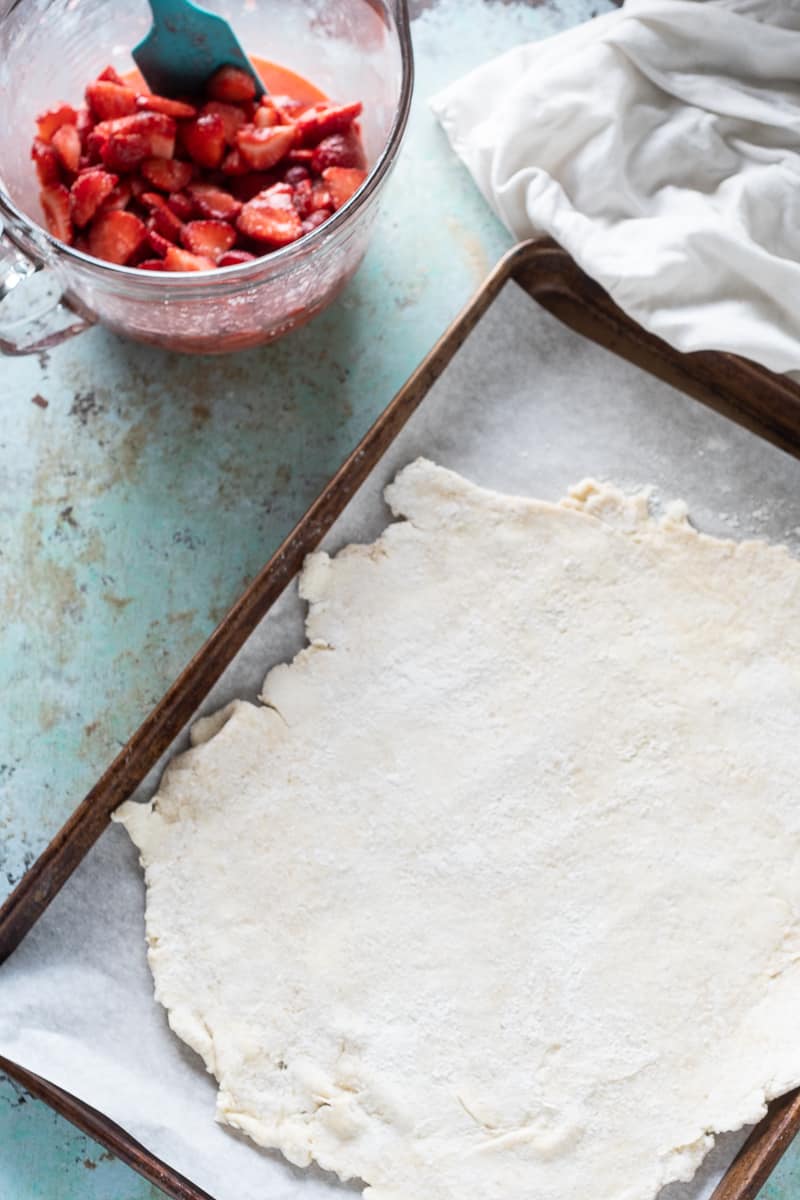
114;458;800;1200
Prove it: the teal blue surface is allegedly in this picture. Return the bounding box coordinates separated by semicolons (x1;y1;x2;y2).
2;3;797;1199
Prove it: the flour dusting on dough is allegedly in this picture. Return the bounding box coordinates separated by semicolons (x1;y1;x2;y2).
115;459;800;1200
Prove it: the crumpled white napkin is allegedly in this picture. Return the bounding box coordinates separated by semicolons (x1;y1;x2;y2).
431;0;800;373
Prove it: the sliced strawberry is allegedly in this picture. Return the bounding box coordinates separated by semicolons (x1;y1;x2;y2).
236;123;295;171
36;103;78;143
128;241;153;268
163;245;215;271
75;107;94;145
187;181;242;221
291;177;313;218
139;190;166;209
31;139;61;186
88;209;147;264
167;190;194;220
295;101;362;147
285;148;315;167
146;226;173;257
269;95;305;121
135;112;177;159
97;65;124;84
284;164;310;185
253;103;280;129
51;123;81;174
153;204;185;243
31;73;367;272
96;113;176;160
200;101;247;144
301;209;332;235
182;112;226;168
227;169;284;201
86;81;138;120
94;113;146;138
230;169;282;202
310;129;367;173
136;93;197;119
140;193;185;242
85;130;108;165
322;166;366;210
220;148;249;176
206;65;257;103
218;249;257;267
101;132;148;172
180;219;235;261
70;169;118;227
39;184;73;243
98;178;132;213
140;156;194;191
237;182;302;246
310;178;333;211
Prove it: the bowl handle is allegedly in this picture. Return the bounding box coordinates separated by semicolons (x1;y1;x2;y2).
0;225;93;356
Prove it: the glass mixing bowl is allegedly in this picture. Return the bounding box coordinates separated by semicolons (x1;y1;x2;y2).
0;0;412;354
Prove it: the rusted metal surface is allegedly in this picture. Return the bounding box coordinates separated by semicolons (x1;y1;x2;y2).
5;4;797;1200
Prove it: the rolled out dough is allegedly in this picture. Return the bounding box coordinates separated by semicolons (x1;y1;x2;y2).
115;459;800;1200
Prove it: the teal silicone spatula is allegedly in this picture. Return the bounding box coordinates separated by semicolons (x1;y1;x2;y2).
133;0;265;99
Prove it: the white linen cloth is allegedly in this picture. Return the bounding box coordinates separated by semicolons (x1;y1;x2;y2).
431;0;800;373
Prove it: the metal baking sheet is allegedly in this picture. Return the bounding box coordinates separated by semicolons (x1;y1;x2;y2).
2;242;800;1200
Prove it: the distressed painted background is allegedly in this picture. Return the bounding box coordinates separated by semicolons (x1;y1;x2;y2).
2;1;798;1198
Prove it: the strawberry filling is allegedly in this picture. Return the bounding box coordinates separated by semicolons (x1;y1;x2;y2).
32;60;367;271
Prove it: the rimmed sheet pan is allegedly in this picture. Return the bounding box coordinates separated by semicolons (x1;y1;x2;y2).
3;239;800;1200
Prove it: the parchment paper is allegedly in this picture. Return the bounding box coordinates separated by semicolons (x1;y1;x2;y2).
2;282;800;1200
